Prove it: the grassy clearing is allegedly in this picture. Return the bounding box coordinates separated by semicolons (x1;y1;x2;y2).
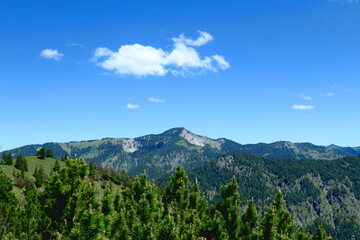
0;156;123;197
0;156;64;181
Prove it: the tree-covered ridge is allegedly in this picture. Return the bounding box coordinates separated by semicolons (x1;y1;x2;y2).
3;128;356;180
176;153;360;239
0;157;336;240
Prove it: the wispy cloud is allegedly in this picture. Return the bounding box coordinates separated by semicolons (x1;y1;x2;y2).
322;92;334;97
148;97;165;103
126;103;140;109
173;31;213;47
66;43;84;48
40;49;64;61
292;105;315;110
92;31;229;77
299;93;313;100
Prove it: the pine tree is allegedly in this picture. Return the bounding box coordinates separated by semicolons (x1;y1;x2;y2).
46;149;54;158
1;152;13;165
201;210;229;240
0;170;20;238
36;148;46;159
261;188;296;240
53;160;61;172
219;176;241;240
40;157;98;236
14;155;28;172
312;226;328;240
240;199;259;240
7;153;13;165
33;166;46;187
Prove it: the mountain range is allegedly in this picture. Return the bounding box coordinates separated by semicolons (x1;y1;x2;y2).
3;127;360;238
4;127;359;179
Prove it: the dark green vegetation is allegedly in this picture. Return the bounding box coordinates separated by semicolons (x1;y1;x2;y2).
172;153;360;239
5;128;357;180
0;157;334;240
2;128;359;239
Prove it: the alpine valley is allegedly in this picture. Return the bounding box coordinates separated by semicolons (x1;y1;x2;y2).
2;127;360;239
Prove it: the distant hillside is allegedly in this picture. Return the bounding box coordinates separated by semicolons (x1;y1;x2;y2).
0;156;131;200
3;127;356;179
327;144;360;155
157;153;360;239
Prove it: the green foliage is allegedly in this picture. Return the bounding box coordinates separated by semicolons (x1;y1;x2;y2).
52;160;61;172
36;148;46;160
0;159;338;239
185;153;360;239
1;152;13;165
219;176;241;239
240;199;259;240
46;149;54;158
33;166;46;187
0;170;20;238
14;155;28;172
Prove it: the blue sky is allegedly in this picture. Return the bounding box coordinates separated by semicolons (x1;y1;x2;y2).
1;0;360;151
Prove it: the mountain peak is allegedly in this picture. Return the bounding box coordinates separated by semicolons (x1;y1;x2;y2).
179;128;222;150
162;127;187;135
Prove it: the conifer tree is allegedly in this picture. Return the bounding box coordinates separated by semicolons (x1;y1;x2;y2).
46;149;54;158
36;148;46;159
40;157;98;237
201;210;229;240
261;188;296;240
0;170;20;238
33;166;46;187
6;153;13;165
240;199;259;240
53;160;61;172
219;176;241;240
14;155;28;172
297;226;312;240
312;226;328;240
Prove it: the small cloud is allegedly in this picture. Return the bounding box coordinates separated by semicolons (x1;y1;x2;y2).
148;97;165;103
322;92;334;97
66;43;84;48
292;105;315;110
172;31;213;47
92;31;229;77
40;49;64;61
299;94;313;100
126;103;140;109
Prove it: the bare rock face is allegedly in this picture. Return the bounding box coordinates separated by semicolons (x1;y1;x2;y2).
180;129;222;150
121;139;141;153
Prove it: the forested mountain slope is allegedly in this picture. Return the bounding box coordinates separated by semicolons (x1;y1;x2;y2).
0;157;333;239
3;128;357;179
163;153;360;239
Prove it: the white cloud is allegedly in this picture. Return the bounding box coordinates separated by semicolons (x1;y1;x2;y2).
322;92;334;97
299;94;313;100
292;105;315;110
92;31;229;77
126;103;140;109
148;97;165;103
172;31;213;47
40;49;64;61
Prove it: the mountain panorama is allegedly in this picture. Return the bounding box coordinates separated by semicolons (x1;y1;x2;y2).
5;127;360;179
2;127;360;239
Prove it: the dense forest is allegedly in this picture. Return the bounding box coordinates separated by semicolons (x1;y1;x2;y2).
0;155;339;240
